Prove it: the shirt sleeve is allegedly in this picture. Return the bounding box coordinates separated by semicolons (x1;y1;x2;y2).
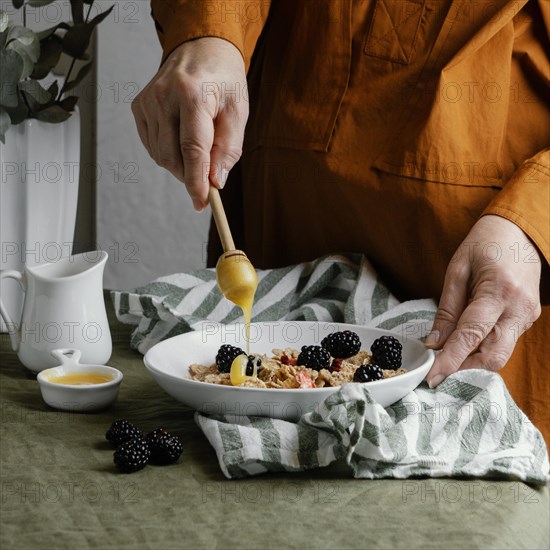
481;1;549;265
482;149;550;265
150;0;271;70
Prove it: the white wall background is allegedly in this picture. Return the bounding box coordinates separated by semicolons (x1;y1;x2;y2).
96;1;209;290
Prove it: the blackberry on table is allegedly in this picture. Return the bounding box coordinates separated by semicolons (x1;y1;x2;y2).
113;438;150;473
370;335;402;370
106;419;143;446
216;344;245;373
353;364;383;383
246;355;262;376
321;330;361;359
146;428;183;465
297;345;331;371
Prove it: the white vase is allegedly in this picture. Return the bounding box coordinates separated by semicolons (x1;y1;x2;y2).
0;110;80;332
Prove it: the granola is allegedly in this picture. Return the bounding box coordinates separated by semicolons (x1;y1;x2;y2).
188;347;406;389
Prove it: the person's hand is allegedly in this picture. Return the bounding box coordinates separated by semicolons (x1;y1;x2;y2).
131;37;248;211
426;214;542;388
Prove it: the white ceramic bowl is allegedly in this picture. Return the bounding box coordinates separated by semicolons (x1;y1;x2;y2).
144;322;435;420
37;349;123;412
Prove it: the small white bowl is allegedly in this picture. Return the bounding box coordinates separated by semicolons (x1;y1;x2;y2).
37;349;123;412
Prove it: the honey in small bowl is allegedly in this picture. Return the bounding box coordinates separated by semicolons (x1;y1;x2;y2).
48;372;114;386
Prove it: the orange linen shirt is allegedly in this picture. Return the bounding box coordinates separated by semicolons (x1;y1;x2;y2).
150;1;550;444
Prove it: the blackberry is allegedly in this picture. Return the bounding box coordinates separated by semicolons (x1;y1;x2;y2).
246;355;262;376
106;419;143;446
321;330;361;359
370;335;402;370
113;438;150;473
216;344;245;373
297;345;331;371
146;428;183;465
353;364;383;383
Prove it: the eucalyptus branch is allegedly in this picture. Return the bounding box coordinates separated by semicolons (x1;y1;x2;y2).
57;1;94;102
1;0;110;139
58;57;77;101
21;90;32;112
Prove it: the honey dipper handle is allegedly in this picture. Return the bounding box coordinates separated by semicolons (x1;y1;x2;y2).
208;186;236;252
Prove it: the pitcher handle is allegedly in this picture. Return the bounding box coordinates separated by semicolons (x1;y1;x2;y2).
0;270;26;352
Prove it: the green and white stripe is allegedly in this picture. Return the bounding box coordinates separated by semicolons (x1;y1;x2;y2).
112;253;548;482
111;254;436;354
197;370;550;483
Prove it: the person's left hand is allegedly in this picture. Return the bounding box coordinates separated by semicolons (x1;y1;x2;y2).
426;214;542;388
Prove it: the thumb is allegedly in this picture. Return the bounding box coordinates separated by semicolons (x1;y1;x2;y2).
209;99;247;188
179;105;215;211
426;262;470;350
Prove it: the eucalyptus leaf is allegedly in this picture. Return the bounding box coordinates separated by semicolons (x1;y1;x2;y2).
28;0;59;7
34;105;72;123
0;49;24;107
6;27;40;77
2;93;29;124
61;60;92;93
62;5;113;59
36;27;57;41
0;106;10;144
70;0;84;24
6;26;38;53
30;34;62;79
20;86;42;113
47;79;58;98
89;6;114;28
36;23;69;41
0;1;111;130
7;43;35;78
20;79;52;104
0;10;9;33
60;95;78;112
61;23;88;59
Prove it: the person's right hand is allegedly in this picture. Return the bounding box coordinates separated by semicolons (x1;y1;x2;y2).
131;37;248;211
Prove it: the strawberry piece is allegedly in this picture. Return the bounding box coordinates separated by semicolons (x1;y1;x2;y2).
295;370;315;388
331;358;343;372
281;355;298;366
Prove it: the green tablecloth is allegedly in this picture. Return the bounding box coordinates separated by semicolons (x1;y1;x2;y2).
1;294;549;550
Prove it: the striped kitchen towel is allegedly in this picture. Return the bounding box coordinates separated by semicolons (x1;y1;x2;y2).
111;253;437;354
112;253;549;482
195;371;550;483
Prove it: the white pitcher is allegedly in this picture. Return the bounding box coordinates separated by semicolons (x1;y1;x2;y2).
0;251;112;373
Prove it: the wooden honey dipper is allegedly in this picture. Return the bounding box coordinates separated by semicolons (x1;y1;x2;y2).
208;186;258;346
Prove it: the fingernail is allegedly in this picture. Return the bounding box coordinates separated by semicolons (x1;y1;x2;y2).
193;200;205;212
428;373;445;389
425;330;440;348
220;167;230;189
